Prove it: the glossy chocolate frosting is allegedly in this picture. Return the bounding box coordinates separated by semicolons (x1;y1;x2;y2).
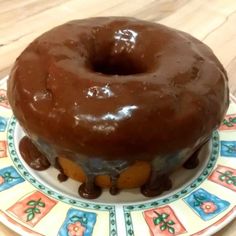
8;17;229;161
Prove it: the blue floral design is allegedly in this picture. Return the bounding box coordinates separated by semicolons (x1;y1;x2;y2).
0;116;8;132
0;166;25;192
220;141;236;157
58;208;97;236
183;188;230;221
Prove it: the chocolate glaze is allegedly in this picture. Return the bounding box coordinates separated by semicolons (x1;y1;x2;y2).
57;173;68;182
141;173;172;197
19;136;50;171
79;175;102;199
8;17;229;160
183;147;200;169
109;173;120;195
55;158;68;182
8;17;229;199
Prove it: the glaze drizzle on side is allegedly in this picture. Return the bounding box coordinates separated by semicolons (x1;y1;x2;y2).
19;136;50;171
18;135;206;199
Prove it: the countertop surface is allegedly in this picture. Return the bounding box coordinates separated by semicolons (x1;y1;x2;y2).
0;0;235;235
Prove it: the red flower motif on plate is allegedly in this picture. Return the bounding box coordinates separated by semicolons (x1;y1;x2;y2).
200;201;217;214
0;175;4;185
68;221;86;236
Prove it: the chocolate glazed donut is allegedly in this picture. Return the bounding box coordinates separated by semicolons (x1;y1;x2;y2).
7;17;229;199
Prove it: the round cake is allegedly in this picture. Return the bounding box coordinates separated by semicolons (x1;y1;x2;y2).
7;17;229;199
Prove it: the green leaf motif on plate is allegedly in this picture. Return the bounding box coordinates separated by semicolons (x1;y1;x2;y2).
25;198;45;222
217;170;236;186
153;211;175;234
222;117;236;127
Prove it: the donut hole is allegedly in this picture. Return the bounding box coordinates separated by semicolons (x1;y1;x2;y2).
91;53;147;76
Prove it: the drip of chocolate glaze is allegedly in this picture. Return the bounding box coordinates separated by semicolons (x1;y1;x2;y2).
55;157;68;182
141;172;172;197
19;136;50;170
18;135;206;199
141;145;205;197
78;174;102;199
109;173;120;195
141;144;205;197
183;149;200;169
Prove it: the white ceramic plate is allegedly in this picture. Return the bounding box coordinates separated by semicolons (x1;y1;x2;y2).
0;77;235;236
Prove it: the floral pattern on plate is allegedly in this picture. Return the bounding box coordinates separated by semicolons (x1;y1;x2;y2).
143;206;186;235
0;166;24;191
0;140;7;158
0;116;8;132
208;165;236;192
0;89;10;109
58;208;97;236
183;188;230;221
220;141;236;157
219;114;236;131
7;191;57;227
